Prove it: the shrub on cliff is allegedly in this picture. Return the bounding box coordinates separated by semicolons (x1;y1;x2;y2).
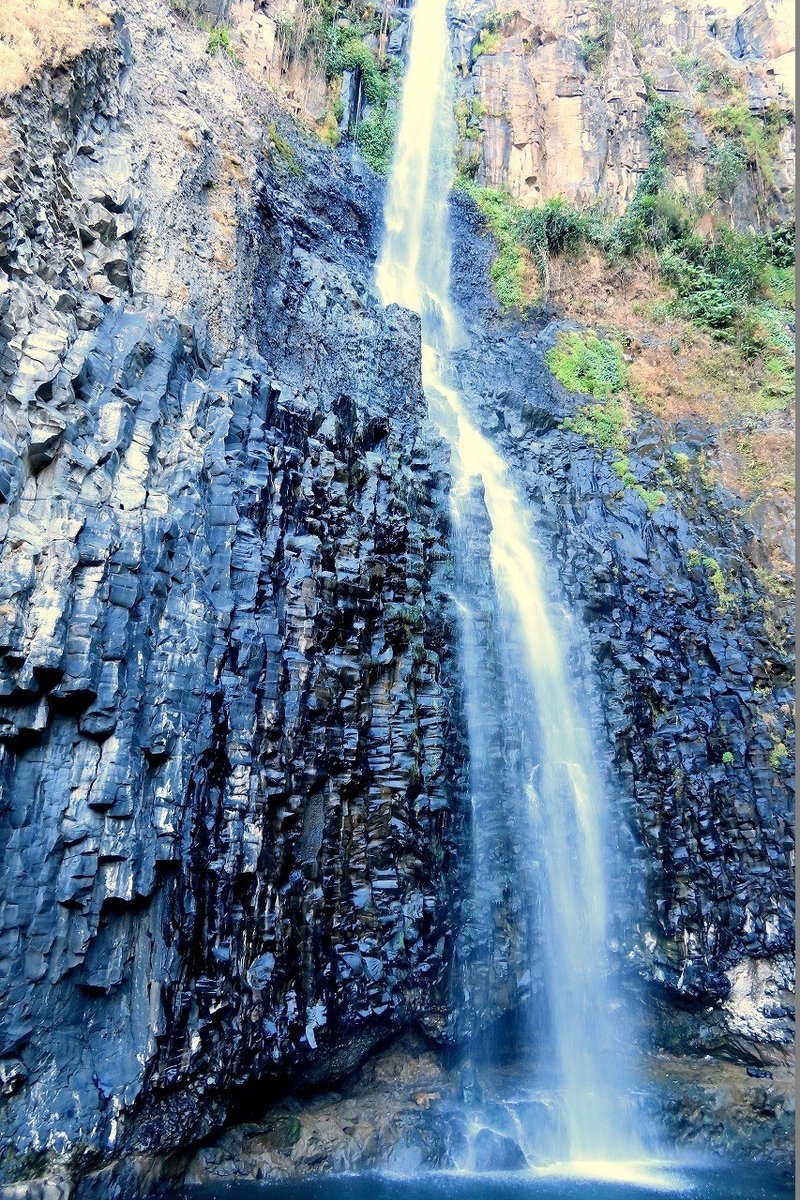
550;332;667;514
356;104;397;174
330;38;391;106
547;331;628;405
660;223;796;355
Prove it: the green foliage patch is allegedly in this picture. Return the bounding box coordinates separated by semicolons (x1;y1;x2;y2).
201;19;240;62
472;11;511;60
266;122;302;176
548;332;628;404
548;332;667;515
580;3;615;72
324;23;401;173
687;550;734;613
331;37;391;105
456;27;794;430
356;103;397;173
460;185;526;308
704;101;790;189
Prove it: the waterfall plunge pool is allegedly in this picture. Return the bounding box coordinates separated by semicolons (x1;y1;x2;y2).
180;1164;793;1200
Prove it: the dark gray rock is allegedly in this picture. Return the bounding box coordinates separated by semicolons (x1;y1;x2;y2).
0;36;469;1193
449;187;795;1018
0;3;793;1194
471;1127;528;1172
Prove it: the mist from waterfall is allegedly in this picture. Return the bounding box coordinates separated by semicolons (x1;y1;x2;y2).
376;0;652;1172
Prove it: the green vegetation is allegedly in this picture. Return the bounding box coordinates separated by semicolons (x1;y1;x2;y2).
463;190;603;306
261;0;400;171
319;89;345;146
473;28;501;58
456;185;609;306
200;19;240;62
674;51;737;96
515;196;599;281
659;225;795;365
722;750;735;765
328;27;400;173
458;185;526;307
706;139;747;200
754;567;794;648
272;0;382;71
623;91;675;200
671;450;691;475
266;122;302;176
548;332;666;514
548;331;628;403
472;12;510;60
464;172;794;383
769;740;789;770
633;483;668;513
455;97;485;142
356;103;397;173
566;399;628;451
704;100;790;191
671;48;790;200
331;37;391;105
455;37;793;452
687;550;734;613
580;5;615;73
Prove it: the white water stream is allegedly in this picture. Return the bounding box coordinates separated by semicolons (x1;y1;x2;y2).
376;0;654;1173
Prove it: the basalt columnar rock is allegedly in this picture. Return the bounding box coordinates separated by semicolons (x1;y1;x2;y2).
0;0;794;1192
448;189;795;1050
0;12;473;1190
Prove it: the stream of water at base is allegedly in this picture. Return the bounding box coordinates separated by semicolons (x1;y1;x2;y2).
182;1164;794;1200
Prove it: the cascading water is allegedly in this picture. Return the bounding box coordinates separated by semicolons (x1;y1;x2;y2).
377;0;653;1175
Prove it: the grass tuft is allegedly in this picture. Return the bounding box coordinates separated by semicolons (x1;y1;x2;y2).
0;0;112;96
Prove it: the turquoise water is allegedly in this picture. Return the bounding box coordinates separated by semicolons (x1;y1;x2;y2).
183;1165;794;1200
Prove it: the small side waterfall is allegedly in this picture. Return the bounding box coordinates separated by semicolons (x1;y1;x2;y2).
377;0;652;1172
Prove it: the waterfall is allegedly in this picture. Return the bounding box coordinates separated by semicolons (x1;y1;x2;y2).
377;0;652;1173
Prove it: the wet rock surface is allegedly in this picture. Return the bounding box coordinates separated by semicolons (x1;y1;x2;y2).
181;1033;794;1184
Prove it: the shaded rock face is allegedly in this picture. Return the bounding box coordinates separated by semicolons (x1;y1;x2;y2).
184;1033;794;1184
0;25;471;1186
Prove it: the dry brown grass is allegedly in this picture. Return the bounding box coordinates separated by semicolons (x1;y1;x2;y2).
0;0;114;98
549;248;796;508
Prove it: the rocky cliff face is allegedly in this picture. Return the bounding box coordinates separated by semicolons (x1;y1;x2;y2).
0;9;473;1192
449;195;794;1020
450;0;794;226
0;0;794;1194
